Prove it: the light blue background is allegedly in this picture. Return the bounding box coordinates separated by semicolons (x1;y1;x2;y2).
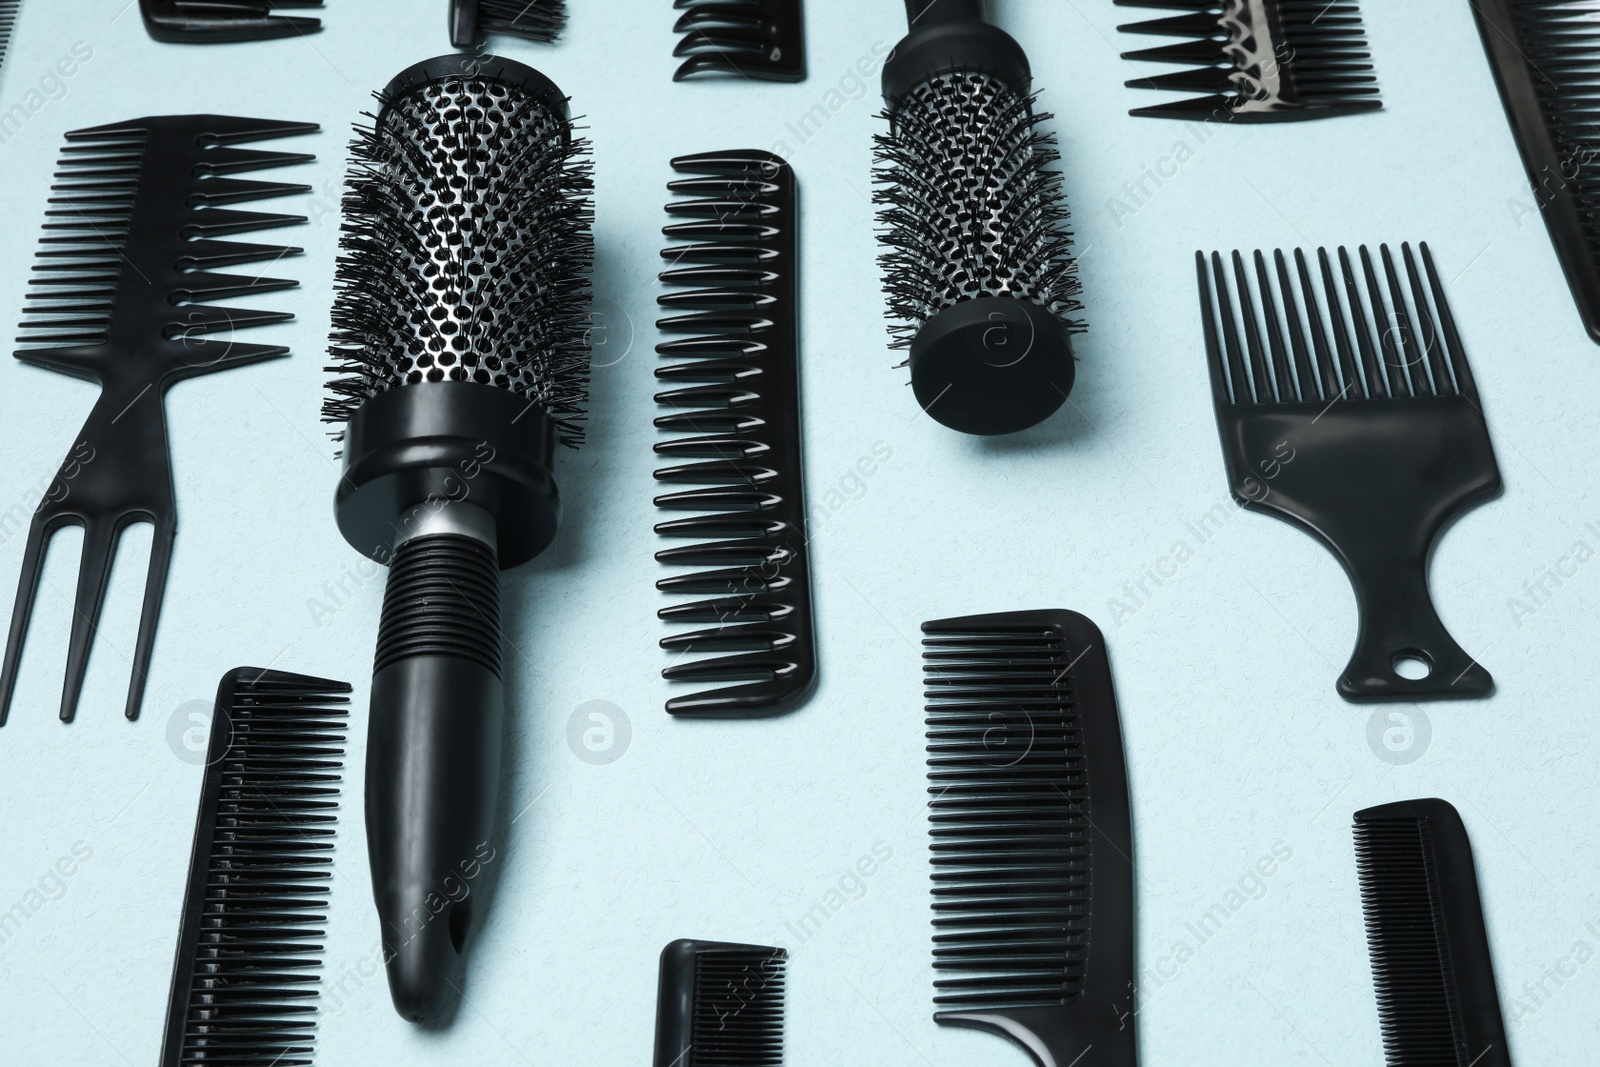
1;1;1596;1063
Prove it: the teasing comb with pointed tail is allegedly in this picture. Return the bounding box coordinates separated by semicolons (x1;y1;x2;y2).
1;115;315;726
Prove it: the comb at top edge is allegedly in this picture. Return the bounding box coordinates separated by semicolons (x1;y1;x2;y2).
672;0;806;82
1354;799;1512;1067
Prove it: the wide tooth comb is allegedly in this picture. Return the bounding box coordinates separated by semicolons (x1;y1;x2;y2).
1354;799;1513;1067
158;667;350;1067
1;115;315;727
1470;0;1600;343
1197;243;1501;701
672;0;806;82
140;0;323;42
655;150;815;717
652;939;787;1067
1116;0;1383;121
923;610;1137;1067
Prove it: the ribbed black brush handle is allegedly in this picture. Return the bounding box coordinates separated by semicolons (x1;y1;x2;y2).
905;0;983;24
366;531;504;1024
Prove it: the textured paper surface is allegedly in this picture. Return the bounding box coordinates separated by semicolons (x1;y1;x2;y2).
0;1;1596;1064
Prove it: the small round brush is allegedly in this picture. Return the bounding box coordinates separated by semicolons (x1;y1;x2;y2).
324;53;591;1024
875;0;1082;436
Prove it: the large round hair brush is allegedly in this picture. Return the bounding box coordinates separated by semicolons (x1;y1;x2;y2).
324;53;592;1024
875;0;1082;436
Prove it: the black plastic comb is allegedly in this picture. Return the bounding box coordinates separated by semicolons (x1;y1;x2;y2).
1;115;315;727
1197;244;1501;702
655;150;816;718
653;939;787;1067
0;2;18;70
159;667;350;1067
672;0;806;82
140;0;322;42
451;0;566;48
1116;0;1382;121
923;610;1138;1067
1354;799;1513;1067
1471;0;1600;343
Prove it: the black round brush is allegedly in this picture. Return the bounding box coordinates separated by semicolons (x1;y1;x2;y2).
324;53;592;1024
876;0;1083;436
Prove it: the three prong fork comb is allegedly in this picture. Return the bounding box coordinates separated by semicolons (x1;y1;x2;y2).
140;0;322;42
1;115;316;726
672;0;806;82
1116;0;1382;121
1197;243;1502;701
655;150;816;717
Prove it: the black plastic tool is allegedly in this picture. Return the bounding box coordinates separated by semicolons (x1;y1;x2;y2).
450;0;566;48
140;0;322;41
875;0;1082;436
325;54;593;1024
1470;0;1600;343
1354;799;1513;1067
653;939;787;1067
672;0;805;82
0;2;18;69
160;667;350;1067
923;610;1138;1067
1116;0;1382;121
655;150;816;718
1197;243;1501;702
1;115;315;727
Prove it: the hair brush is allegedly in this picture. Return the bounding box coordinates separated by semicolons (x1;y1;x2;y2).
450;0;566;49
875;0;1082;437
325;53;592;1023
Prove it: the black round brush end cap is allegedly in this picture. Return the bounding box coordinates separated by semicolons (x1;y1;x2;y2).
382;53;570;124
909;298;1075;436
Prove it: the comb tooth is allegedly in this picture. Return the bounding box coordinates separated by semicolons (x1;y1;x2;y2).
1355;246;1404;397
1129;94;1239;120
1125;67;1239;94
174;272;300;302
653;458;776;484
1197;251;1234;407
660;624;795;655
654;513;784;540
1120;39;1228;65
662;219;780;243
665;197;780;220
653;486;778;512
673;7;764;33
1253;250;1296;402
182;207;309;238
662;648;786;682
178;240;304;270
1377;244;1424;396
1318;248;1366;398
674;28;768;60
1420;243;1478;403
1116;12;1222;36
1294;248;1346;401
657;288;776;312
198;146;317;175
1230;251;1273;403
661;243;777;266
1340;247;1387;396
658;595;792;624
1276;249;1320;402
655;540;791;568
656;567;782;596
192;177;312;206
1401;242;1454;396
163;305;295;339
671;150;787;177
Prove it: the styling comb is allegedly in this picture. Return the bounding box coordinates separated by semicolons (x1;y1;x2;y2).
1354;799;1513;1067
875;0;1082;436
672;0;806;82
1197;244;1501;702
1471;0;1600;343
655;150;815;718
1;115;315;727
159;667;350;1067
451;0;566;48
1116;0;1382;121
923;610;1138;1067
140;0;322;42
652;939;787;1067
0;2;18;70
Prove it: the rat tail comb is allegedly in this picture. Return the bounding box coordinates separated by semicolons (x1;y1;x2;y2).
1;115;315;727
140;0;323;42
672;0;806;82
654;150;816;718
159;667;350;1067
450;0;567;48
1116;0;1382;122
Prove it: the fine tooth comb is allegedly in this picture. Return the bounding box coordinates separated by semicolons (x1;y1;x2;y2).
160;667;350;1067
1;115;315;727
1197;243;1502;702
140;0;323;42
1116;0;1382;122
1354;799;1513;1067
672;0;806;83
653;939;788;1067
923;610;1138;1067
655;150;816;718
1471;0;1600;343
0;2;18;72
450;0;567;48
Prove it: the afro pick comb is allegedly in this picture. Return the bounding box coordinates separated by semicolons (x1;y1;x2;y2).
140;0;323;42
672;0;806;82
0;115;316;726
1116;0;1382;122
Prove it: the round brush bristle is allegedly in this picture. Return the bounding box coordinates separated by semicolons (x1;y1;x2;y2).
874;71;1082;353
325;58;594;446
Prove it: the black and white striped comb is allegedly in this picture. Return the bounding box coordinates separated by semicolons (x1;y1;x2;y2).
1117;0;1382;121
159;667;350;1067
654;150;816;718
